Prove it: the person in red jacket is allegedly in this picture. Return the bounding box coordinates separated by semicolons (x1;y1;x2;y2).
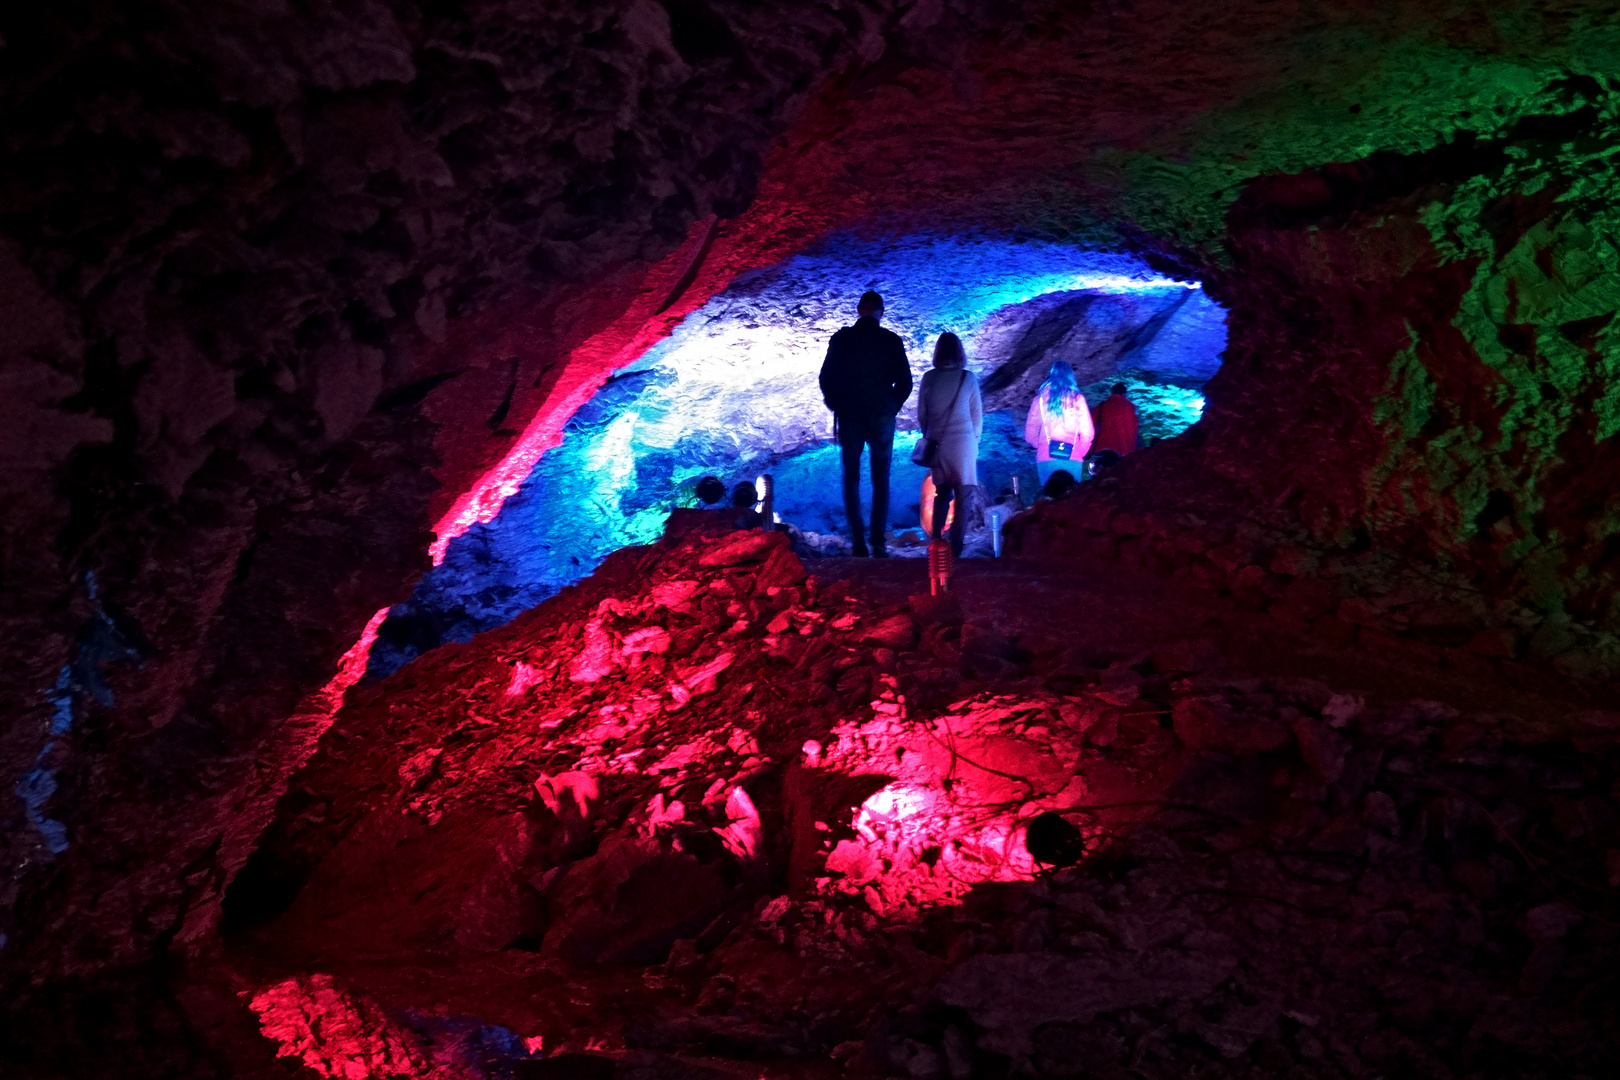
1091;382;1140;459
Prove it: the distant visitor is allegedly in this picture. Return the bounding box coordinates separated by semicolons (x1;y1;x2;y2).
915;331;982;558
1092;382;1141;458
819;290;913;558
1089;448;1122;476
1024;360;1094;488
1041;469;1078;499
729;480;761;529
694;475;726;506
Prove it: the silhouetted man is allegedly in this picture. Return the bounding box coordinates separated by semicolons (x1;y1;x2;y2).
819;291;912;557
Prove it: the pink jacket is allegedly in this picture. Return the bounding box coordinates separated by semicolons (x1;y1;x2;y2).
1025;391;1094;462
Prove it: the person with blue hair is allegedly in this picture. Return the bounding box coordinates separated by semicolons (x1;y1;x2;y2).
1024;360;1094;488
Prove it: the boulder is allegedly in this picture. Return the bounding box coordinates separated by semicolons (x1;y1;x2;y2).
568;619;619;683
1311;615;1358;648
454;814;544;952
1205;541;1256;574
752;545;807;592
697;529;782;568
542;837;731;965
1109;512;1146;536
960;621;1018;660
1073;503;1115;532
1278;577;1339;621
662;509;738;543
1267;547;1321;576
1091;664;1142;706
1466;627;1520;659
862;613;919;650
1291;716;1349;783
1149;638;1222;674
1335;597;1382;626
1030;1023;1125;1078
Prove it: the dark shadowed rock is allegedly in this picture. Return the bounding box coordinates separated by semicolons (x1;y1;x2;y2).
862;613;920;651
909;592;966;627
1173;695;1290;754
543;838;732;966
935;948;1238;1056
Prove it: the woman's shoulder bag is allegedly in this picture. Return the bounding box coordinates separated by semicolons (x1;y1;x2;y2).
911;369;967;467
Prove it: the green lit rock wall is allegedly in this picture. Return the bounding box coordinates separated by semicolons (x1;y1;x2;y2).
1416;91;1620;619
1036;6;1620;626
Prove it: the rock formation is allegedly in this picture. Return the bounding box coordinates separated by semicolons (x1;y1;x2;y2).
6;2;1620;1076
227;523;1620;1077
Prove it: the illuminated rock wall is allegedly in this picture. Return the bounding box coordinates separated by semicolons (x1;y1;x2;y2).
10;0;1620;1033
1011;117;1620;668
366;236;1226;676
2;0;998;991
231;522;1620;1079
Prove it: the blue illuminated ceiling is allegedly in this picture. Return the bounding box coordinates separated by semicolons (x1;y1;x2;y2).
365;234;1228;678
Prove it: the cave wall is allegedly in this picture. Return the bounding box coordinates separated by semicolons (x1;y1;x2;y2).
0;0;1011;988
7;0;1620;1003
752;0;1620;627
1031;104;1620;633
365;247;1221;678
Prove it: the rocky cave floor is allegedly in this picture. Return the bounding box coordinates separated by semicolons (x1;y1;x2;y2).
210;517;1620;1080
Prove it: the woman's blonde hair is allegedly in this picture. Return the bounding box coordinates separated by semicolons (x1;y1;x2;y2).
933;332;966;369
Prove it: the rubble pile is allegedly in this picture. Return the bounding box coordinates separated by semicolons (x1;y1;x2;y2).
231;522;1620;1079
850;695;1620;1080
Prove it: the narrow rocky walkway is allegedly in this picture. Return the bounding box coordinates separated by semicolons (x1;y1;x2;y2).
819;552;1605;725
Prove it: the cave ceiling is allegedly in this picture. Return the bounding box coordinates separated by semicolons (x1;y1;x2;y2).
6;0;1620;1021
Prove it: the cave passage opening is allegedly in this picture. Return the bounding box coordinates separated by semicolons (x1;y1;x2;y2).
365;234;1227;679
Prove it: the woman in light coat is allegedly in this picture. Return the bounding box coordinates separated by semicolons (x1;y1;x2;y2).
1024;360;1094;488
917;332;982;556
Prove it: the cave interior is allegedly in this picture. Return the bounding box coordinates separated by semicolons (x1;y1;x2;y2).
368;236;1225;679
5;3;1620;1079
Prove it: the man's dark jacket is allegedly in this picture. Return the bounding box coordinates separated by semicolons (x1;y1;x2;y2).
819;316;912;417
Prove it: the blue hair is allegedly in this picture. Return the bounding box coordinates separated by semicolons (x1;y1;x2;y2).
1041;361;1081;416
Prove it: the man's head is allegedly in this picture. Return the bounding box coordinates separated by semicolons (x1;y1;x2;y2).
857;290;884;319
1111;382;1128;396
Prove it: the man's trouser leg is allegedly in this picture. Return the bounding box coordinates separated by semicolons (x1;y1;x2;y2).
838;414;867;550
949;485;973;556
867;415;895;551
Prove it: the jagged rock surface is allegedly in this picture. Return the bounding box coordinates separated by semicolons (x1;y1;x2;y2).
0;0;1010;992
218;526;1620;1079
9;3;1620;1075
